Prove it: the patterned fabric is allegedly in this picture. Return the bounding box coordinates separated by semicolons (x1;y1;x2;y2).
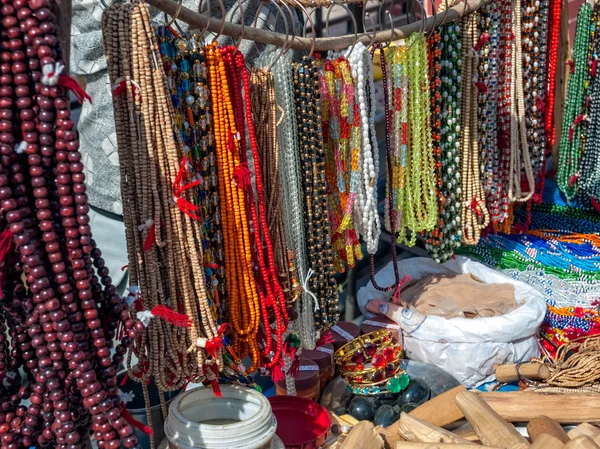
71;0;299;212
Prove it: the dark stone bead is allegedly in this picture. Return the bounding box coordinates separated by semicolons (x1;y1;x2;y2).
348;395;380;421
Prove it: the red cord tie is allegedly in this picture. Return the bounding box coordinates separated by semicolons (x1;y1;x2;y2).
112;77;141;100
197;335;224;359
536;97;545;113
568;115;588;142
138;219;156;253
120;403;154;436
204;365;222;397
474;81;488;93
392;274;412;304
41;63;92;103
137;305;192;328
568;172;580;188
468;197;484;218
473;33;490;52
232;163;253;190
173;157;201;220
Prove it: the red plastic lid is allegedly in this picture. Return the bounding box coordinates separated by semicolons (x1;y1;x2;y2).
269;395;331;448
360;316;401;342
328;322;360;350
300;343;334;371
276;358;319;391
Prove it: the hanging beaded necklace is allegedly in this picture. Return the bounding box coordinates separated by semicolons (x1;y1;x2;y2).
460;12;490;244
478;1;504;225
508;0;536;203
545;0;563;149
320;56;363;270
254;48;316;350
206;42;261;371
521;0;550;176
157;30;227;324
578;4;600;207
293;56;340;330
426;21;463;261
221;46;288;370
557;3;593;200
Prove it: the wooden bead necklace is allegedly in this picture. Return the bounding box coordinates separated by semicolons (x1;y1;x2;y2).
460;11;490;244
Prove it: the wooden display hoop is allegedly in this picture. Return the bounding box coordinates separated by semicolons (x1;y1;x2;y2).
145;0;487;51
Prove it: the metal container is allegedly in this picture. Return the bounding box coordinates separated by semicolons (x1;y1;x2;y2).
117;373;180;449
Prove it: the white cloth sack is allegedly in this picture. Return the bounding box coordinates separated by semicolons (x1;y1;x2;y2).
357;256;546;387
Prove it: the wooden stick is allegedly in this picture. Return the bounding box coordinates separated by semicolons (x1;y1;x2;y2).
564;436;600;449
380;386;467;449
527;416;570;443
397;413;474;445
495;363;550;383
340;421;384;449
530;434;566;449
394;442;503;449
452;423;480;443
568;424;600;445
145;0;487;52
480;393;600;424
456;391;530;449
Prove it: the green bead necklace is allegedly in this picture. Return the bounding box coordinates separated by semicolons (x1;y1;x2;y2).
558;2;593;200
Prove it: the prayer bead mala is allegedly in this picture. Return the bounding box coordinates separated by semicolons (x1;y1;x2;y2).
293;56;340;330
0;0;141;447
557;3;593;200
460;12;490;244
508;0;536;203
104;3;222;404
157;30;228;324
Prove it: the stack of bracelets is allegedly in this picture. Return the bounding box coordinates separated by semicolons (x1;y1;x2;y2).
334;330;410;395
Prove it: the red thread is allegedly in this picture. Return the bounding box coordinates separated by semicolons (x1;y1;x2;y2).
536;98;545;113
474;33;490;52
173;157;201;220
593;57;598;77
121;404;154;436
232;164;252;190
567;60;575;73
119;372;129;387
569;126;575;142
568;173;579;187
150;305;192;327
204;336;224;359
142;221;156;253
591;197;600;213
469;198;484;218
392;274;412;304
58;75;92;103
316;330;335;347
271;362;285;383
121;264;128;271
474;82;488;93
211;379;222;397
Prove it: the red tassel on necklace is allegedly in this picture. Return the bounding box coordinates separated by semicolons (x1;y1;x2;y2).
58;75;92;104
121;404;154;436
392;274;412;304
147;305;192;327
142;221;156;253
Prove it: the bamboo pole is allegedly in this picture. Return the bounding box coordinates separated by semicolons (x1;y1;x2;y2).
144;0;487;51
